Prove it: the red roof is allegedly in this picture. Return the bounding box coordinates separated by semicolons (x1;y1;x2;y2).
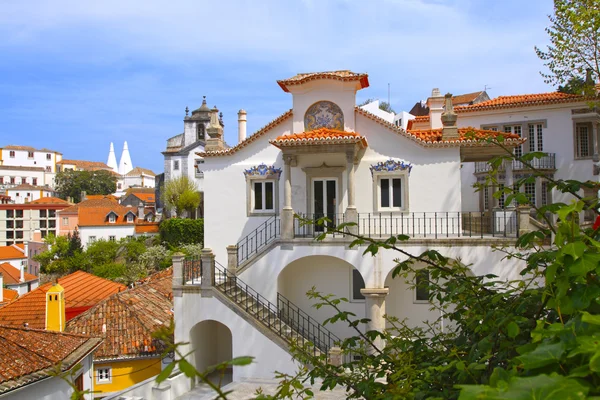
29;197;70;205
407;127;523;144
0;289;18;306
0;246;25;261
135;222;160;234
277;70;369;92
0;263;37;284
131;192;155;203
0;271;126;329
271;128;368;148
455;92;591;112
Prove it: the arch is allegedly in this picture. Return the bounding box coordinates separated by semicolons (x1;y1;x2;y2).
304;101;344;131
190;320;233;384
277;255;366;340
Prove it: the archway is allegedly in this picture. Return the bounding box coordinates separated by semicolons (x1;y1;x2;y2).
190;320;233;384
277;255;366;340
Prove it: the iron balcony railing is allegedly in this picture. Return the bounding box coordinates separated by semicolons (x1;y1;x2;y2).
474;153;556;173
183;256;202;284
237;216;280;266
213;262;339;357
294;211;519;239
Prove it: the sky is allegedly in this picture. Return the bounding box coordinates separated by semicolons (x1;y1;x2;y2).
0;0;555;174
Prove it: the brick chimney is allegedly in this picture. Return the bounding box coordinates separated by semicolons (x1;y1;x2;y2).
205;106;225;152
45;283;66;332
441;93;459;140
427;88;445;129
238;109;247;144
138;203;145;219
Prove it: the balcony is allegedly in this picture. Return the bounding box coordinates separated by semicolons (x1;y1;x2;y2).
474;153;556;174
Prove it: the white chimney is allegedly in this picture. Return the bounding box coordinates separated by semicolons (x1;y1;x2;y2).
0;273;3;303
427;88;445;129
238;109;247;144
20;263;25;283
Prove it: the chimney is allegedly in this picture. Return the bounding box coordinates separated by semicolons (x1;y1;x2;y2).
138;203;145;219
33;229;42;242
441;93;459;140
427;88;445;129
238;109;247;143
45;283;66;332
0;273;3;303
20;263;25;283
205;106;225;152
80;191;87;202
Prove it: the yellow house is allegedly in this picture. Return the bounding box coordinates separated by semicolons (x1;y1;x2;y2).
65;270;173;397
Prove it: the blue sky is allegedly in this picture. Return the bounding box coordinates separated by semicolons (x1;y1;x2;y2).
0;0;554;174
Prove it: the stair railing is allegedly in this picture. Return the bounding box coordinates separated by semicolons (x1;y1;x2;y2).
236;216;281;266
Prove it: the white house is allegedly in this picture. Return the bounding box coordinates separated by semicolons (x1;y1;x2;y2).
171;70;530;386
0;261;39;295
5;184;56;204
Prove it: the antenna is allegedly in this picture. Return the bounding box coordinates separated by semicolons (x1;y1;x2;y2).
484;85;492;91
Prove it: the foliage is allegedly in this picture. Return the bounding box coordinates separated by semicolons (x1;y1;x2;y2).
558;76;587;94
54;169;117;202
358;98;396;114
160;218;204;247
535;0;600;90
162;176;201;217
179;243;204;258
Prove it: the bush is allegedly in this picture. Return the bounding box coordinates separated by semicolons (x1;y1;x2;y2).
160;218;204;247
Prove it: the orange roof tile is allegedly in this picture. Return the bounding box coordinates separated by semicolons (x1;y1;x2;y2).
0;263;37;284
407;127;523;144
413;115;430;122
56;159;112;170
131;192;155;203
29;197;70;205
197;109;293;157
452;91;485;105
84;194;119;202
277;70;369;92
0;325;101;395
134;222;160;234
0;271;125;329
0;246;25;261
66;273;172;360
125;167;156;177
270;128;368;148
2;145;61;154
6;184;55;192
455;92;593;113
0;289;18;306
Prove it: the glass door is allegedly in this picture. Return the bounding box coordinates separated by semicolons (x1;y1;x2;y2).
313;179;337;232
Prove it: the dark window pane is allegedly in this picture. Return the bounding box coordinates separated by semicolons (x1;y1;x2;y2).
352;269;365;300
6;210;13;218
326;180;336;216
40;220;46;228
314;180;324;216
416;270;430;301
380;179;390;208
49;210;56;218
6;221;13;229
40;210;47;218
7;231;14;239
16;210;23;218
392;178;402;208
16;231;23;239
254;182;263;210
265;182;274;210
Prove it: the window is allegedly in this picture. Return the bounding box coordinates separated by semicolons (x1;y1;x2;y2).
15;231;23;239
379;177;402;209
197;124;205;141
96;367;112;384
415;269;430;302
48;210;55;218
524;182;536;206
173;160;180;170
6;231;13;239
505;125;522;157
15;220;23;229
32;178;37;185
575;123;593;158
117;183;122;190
252;181;275;212
40;220;47;228
10;177;15;184
15;210;23;218
40;210;47;218
127;214;133;223
6;221;13;229
26;192;30;197
48;220;56;228
89;236;96;244
27;151;34;158
351;269;365;301
46;153;51;160
483;187;489;210
0;177;3;184
541;181;549;206
62;217;68;226
21;178;26;184
108;214;116;223
9;151;15;158
6;210;13;218
45;166;51;172
498;184;505;209
109;235;116;242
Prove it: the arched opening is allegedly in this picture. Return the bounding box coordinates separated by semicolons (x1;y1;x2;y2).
190;320;233;385
277;255;365;340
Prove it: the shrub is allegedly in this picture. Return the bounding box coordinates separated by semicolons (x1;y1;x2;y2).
160;218;204;247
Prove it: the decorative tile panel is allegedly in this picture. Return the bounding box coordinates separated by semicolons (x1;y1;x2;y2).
243;164;282;179
304;101;344;131
370;159;412;176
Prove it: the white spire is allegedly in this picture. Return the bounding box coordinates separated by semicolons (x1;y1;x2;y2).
118;141;133;175
107;142;118;173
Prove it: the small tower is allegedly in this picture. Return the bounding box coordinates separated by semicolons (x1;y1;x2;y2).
118;141;134;175
107;142;118;173
441;93;459;140
45;283;66;332
205;106;225;152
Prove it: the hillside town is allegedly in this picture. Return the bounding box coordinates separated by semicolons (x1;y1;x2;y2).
2;1;600;399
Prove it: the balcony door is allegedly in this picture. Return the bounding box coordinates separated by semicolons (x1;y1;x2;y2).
313;178;337;232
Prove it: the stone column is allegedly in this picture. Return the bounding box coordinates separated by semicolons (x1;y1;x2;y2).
360;288;389;354
504;159;514;204
518;205;532;236
281;155;295;240
345;151;358;235
226;245;238;277
171;252;184;290
328;347;343;366
200;248;215;290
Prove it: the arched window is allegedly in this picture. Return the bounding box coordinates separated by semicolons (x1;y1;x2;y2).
304;101;344;131
197;123;206;141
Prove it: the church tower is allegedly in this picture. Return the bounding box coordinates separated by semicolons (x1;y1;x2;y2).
107;142;119;173
118;141;133;175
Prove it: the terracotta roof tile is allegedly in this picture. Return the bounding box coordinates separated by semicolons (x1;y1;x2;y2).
0;246;25;261
6;184;55;192
0;325;101;395
407;127;523;143
0;271;126;329
65;273;172;360
2;145;61;154
0;263;37;284
0;289;18;306
131;193;155;203
134;222;160;234
413;115;430;122
125;167;156;177
277;70;369;92
197;109;292;157
0;165;45;172
29;197;70;205
455;92;593;112
56;159;112;171
270;128;368;148
452;91;485;105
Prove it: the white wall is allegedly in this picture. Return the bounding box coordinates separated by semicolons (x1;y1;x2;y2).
79;226;135;247
5;189;53;205
359;100;395;123
0;149;61;173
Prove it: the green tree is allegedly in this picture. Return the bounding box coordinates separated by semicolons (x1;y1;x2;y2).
558;75;587;94
54;170;117;202
162;176;201;217
358;98;396;114
159;218;204;247
535;0;600;91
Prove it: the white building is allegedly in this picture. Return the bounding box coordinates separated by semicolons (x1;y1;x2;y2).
171;70;530;385
4;184;56;204
0;145;62;188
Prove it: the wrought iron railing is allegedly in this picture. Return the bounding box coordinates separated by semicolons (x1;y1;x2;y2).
237;216;280;266
294;213;347;238
474;153;556;173
213;262;339;357
183;256;202;284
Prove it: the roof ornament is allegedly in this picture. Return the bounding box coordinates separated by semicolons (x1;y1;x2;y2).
185;106;189;117
441;93;459;140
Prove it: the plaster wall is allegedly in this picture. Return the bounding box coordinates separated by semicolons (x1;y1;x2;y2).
0;169;46;189
359;100;395;123
0;149;60;173
93;358;162;396
190;320;232;372
79;225;135;247
5;189;53;204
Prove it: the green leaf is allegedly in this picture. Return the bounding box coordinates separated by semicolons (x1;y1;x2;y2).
507;321;520;339
569;252;600;276
517;342;566;370
178;358;196;378
582;312;600;326
227;356;254;366
155;362;175;384
561;242;586;260
456;361;466;371
590;351;600;372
